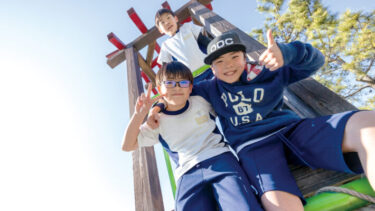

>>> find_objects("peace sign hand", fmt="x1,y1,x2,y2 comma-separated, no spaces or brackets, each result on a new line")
259,29,284,71
135,83,162,116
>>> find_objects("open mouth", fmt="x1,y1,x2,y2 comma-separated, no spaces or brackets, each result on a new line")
224,70,237,76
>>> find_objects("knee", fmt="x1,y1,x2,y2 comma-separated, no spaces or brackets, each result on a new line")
347,111,375,130
344,111,375,151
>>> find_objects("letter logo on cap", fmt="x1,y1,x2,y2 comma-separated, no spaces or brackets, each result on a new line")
210,37,234,53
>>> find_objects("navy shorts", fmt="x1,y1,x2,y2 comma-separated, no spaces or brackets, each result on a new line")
175,152,263,211
238,111,363,203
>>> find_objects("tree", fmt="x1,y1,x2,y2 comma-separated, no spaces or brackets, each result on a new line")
251,0,375,109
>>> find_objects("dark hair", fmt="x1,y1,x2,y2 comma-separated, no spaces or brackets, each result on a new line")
155,8,175,26
156,62,194,85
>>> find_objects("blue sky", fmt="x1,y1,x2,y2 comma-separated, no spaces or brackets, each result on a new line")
0,0,373,210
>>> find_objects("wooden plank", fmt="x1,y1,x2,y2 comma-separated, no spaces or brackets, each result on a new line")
283,88,319,118
138,52,156,86
127,8,161,53
188,1,266,61
290,166,360,197
107,0,212,69
188,1,360,196
146,41,156,67
161,1,171,10
106,49,120,59
128,7,148,34
288,78,358,115
107,49,125,69
125,47,164,211
107,32,126,50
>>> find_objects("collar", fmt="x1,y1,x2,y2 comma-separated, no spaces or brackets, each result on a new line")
162,100,189,115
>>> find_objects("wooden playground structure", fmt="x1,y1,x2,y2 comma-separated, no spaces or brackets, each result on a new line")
105,0,367,210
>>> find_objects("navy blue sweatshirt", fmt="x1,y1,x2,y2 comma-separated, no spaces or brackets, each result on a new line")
192,41,325,152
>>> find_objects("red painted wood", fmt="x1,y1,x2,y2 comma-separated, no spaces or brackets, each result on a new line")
161,1,171,10
107,32,126,50
206,3,213,10
141,71,157,95
127,7,161,54
151,58,161,68
128,8,148,34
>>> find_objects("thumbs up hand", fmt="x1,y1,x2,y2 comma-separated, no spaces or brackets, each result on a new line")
259,29,284,71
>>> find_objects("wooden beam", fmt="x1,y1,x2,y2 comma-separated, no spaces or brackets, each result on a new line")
188,1,360,196
188,1,266,61
161,1,171,10
288,78,358,115
138,52,156,86
125,47,164,211
146,41,156,67
106,49,120,59
127,7,161,53
107,49,125,69
107,0,212,69
107,32,126,50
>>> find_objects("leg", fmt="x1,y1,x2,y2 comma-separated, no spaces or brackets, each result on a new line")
238,137,304,211
208,153,262,210
342,110,375,189
261,191,303,211
175,167,216,211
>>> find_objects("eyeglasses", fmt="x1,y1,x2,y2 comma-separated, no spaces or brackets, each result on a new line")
162,80,191,88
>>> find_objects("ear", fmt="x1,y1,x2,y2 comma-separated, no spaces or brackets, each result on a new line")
157,86,163,94
188,84,193,94
156,25,164,34
174,16,179,23
210,66,217,76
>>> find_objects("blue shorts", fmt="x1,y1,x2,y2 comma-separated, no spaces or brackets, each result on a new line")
175,152,263,211
238,111,363,203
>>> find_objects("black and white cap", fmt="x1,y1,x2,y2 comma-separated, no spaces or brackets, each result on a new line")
204,31,246,65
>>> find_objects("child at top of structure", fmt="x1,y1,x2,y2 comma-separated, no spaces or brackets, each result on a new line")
150,30,375,210
155,8,213,84
122,61,262,211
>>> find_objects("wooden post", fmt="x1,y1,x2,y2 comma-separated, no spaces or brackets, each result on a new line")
125,47,164,211
188,1,360,196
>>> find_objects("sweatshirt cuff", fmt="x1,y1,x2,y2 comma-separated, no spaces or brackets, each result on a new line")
277,41,301,66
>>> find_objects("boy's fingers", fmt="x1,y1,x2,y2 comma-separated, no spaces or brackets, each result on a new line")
262,54,274,67
259,49,270,64
151,95,163,104
146,83,152,99
267,29,275,48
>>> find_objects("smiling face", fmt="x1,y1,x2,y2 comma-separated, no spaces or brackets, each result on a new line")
158,77,192,111
211,51,246,83
156,13,179,36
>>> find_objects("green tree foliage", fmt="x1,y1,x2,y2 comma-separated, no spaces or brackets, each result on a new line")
251,0,375,109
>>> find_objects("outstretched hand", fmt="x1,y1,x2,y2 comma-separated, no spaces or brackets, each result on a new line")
259,29,284,71
135,83,162,116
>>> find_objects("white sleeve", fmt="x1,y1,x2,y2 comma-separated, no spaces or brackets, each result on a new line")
189,22,203,39
193,96,217,117
137,123,160,147
157,42,173,65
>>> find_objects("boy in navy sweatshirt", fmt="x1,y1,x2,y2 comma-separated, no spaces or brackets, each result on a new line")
150,30,375,210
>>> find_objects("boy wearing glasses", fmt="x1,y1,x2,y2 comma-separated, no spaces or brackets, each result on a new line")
122,61,262,211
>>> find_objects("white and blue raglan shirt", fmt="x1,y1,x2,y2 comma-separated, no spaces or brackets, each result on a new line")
157,22,207,72
137,96,230,180
192,41,325,153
